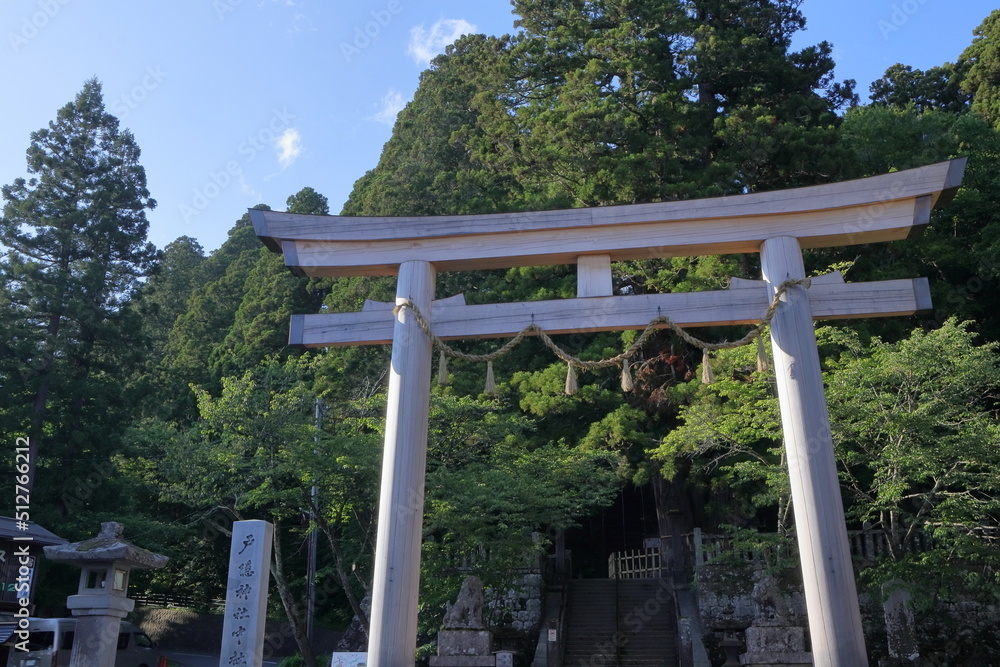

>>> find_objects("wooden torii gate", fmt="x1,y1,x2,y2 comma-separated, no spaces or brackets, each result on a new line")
252,159,965,667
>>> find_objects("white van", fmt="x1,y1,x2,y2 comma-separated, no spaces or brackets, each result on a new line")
2,618,159,667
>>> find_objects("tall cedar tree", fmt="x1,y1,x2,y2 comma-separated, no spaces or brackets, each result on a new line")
0,79,157,514
341,0,862,548
155,208,266,421
474,0,858,208
213,188,329,378
961,9,1000,129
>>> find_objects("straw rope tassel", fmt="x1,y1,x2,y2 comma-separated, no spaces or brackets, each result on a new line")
701,349,715,385
756,335,771,374
620,357,635,393
484,360,497,395
437,351,449,385
565,363,579,395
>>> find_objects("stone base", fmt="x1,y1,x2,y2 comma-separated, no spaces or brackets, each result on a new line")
436,629,493,657
740,655,812,667
744,626,806,653
741,625,811,665
878,659,920,667
429,658,495,667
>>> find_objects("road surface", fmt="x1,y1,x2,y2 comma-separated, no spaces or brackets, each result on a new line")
163,652,282,667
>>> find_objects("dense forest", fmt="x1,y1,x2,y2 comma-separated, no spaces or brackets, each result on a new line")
4,1,1000,663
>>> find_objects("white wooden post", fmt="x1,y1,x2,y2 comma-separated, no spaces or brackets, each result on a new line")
760,236,868,667
577,254,613,297
368,260,436,667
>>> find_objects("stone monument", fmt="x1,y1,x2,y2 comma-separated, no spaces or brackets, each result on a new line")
430,576,495,667
881,581,919,666
740,571,812,667
43,522,168,667
220,520,274,667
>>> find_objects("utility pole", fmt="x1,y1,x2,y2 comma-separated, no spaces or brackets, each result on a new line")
306,397,322,647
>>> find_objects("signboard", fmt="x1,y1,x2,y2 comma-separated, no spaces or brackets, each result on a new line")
0,539,35,606
330,654,367,667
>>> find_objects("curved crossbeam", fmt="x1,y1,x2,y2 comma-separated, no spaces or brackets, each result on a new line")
252,159,965,277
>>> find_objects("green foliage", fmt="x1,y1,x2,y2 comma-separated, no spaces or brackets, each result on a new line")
212,250,323,378
212,188,329,376
134,235,206,352
158,213,267,409
0,78,158,525
840,104,978,175
343,34,519,217
708,525,799,577
478,0,856,208
657,320,1000,600
961,9,1000,129
286,186,329,215
580,403,662,482
154,357,311,519
653,341,786,527
420,395,621,631
833,105,1000,340
869,62,971,113
133,355,381,639
826,320,1000,600
278,655,331,667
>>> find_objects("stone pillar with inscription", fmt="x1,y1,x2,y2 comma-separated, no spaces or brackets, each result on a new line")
220,520,274,667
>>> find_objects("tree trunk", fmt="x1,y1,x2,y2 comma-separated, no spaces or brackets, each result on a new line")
651,470,700,575
270,519,317,667
26,308,63,496
25,247,73,496
320,519,370,637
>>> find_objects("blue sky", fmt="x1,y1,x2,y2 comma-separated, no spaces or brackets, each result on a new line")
0,0,995,253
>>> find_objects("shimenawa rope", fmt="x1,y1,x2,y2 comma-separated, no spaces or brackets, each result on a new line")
392,277,811,393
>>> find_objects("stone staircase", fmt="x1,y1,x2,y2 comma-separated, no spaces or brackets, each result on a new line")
562,578,679,666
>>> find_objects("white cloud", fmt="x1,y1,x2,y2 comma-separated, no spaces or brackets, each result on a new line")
239,172,263,202
407,19,477,66
372,89,406,127
275,128,302,169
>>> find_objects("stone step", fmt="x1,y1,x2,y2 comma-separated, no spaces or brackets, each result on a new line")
561,578,680,667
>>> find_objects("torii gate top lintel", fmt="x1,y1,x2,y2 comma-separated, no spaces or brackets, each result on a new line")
251,159,965,278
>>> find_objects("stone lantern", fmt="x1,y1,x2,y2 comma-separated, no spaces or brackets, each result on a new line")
43,522,168,667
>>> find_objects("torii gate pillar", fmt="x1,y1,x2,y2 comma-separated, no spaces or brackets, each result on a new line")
368,260,436,667
761,237,867,664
